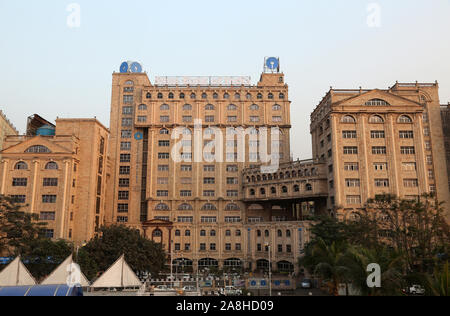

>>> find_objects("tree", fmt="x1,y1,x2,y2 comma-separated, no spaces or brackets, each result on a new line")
77,225,167,280
0,195,46,256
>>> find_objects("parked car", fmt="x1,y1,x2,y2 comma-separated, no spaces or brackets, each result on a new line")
182,286,197,292
409,285,425,295
154,285,175,292
220,286,243,296
301,279,312,289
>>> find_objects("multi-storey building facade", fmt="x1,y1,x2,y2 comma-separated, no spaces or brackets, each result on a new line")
441,103,450,192
0,110,19,158
0,118,109,245
106,61,312,273
310,82,450,221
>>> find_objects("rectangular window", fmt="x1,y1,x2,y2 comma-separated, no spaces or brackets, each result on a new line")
401,147,415,155
272,116,282,122
343,131,357,139
227,178,238,185
399,131,414,139
117,216,129,223
118,191,129,200
118,204,129,213
40,212,56,221
204,165,215,172
428,170,434,179
137,116,147,123
371,131,385,139
426,156,433,165
205,116,215,123
122,118,132,127
42,229,54,239
425,142,432,151
200,244,206,251
12,178,27,187
344,163,359,171
374,163,388,171
203,178,215,184
375,179,390,187
346,195,361,205
43,178,58,186
119,178,130,187
160,116,170,123
343,147,358,155
159,140,170,147
158,165,169,172
225,217,241,223
123,95,133,104
201,217,217,223
121,130,132,138
346,179,360,187
226,165,238,172
180,190,192,197
372,147,387,155
181,165,192,172
402,162,417,171
157,178,169,185
228,116,237,122
404,179,419,188
183,116,192,123
120,142,131,151
203,190,215,197
227,190,239,197
180,178,192,184
119,166,130,175
122,106,133,115
120,154,131,163
250,116,260,123
157,190,169,197
10,195,26,203
158,153,170,159
42,195,57,203
178,217,193,223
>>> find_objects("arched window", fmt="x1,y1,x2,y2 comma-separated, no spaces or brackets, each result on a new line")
182,128,192,135
201,203,217,211
286,230,291,238
271,187,277,194
205,104,215,111
178,203,193,211
125,80,134,85
250,104,260,111
306,183,313,191
260,188,266,195
202,93,208,99
155,203,170,211
224,93,230,99
14,161,28,170
227,104,237,111
26,145,51,153
268,93,274,99
146,93,151,99
257,230,262,237
246,93,252,100
190,93,196,99
341,115,356,123
236,230,241,237
278,230,282,237
157,93,163,99
175,230,181,236
179,93,185,99
183,104,192,111
250,189,256,196
282,186,288,193
138,104,147,111
200,230,206,236
294,185,300,192
234,93,240,100
168,92,174,99
213,93,218,99
369,115,384,123
160,128,169,135
365,99,390,106
265,230,270,237
152,229,162,238
185,230,191,237
273,104,281,111
225,203,240,211
45,162,58,170
160,104,170,111
398,115,413,123
257,93,263,99
279,93,285,99
210,230,216,237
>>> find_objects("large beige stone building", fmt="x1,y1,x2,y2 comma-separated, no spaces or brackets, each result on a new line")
310,82,450,221
0,110,19,158
441,103,450,192
0,118,109,245
106,60,311,273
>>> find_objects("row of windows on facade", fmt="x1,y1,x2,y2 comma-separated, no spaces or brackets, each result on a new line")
344,188,436,206
138,92,286,101
118,165,240,176
122,115,284,125
249,184,313,196
9,193,76,205
122,127,272,137
246,168,318,183
151,228,293,238
341,178,421,188
14,161,59,170
12,177,77,188
335,162,434,178
342,146,420,155
124,103,283,113
339,114,414,124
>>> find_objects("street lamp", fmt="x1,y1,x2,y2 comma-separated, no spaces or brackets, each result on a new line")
265,242,272,297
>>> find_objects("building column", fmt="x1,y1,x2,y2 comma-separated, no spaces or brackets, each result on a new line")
59,160,70,239
0,160,8,195
30,160,39,214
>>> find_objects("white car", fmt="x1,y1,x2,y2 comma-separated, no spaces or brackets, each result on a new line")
221,286,243,296
409,285,425,295
182,286,197,292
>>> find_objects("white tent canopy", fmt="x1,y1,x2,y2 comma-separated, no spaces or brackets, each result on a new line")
90,255,141,288
0,256,36,286
41,255,90,287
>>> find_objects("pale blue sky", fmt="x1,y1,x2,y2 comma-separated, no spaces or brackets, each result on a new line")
1,0,449,159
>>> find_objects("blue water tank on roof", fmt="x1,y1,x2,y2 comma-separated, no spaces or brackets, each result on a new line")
36,125,55,136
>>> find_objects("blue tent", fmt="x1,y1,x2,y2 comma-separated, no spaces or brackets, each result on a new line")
0,285,83,296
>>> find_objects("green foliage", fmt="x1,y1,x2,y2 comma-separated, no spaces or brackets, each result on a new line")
77,225,167,280
300,194,450,296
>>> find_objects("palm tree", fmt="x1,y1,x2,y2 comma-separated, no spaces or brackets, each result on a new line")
309,239,350,296
424,261,449,296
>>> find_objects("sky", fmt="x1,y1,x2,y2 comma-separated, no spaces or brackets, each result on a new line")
1,0,450,159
